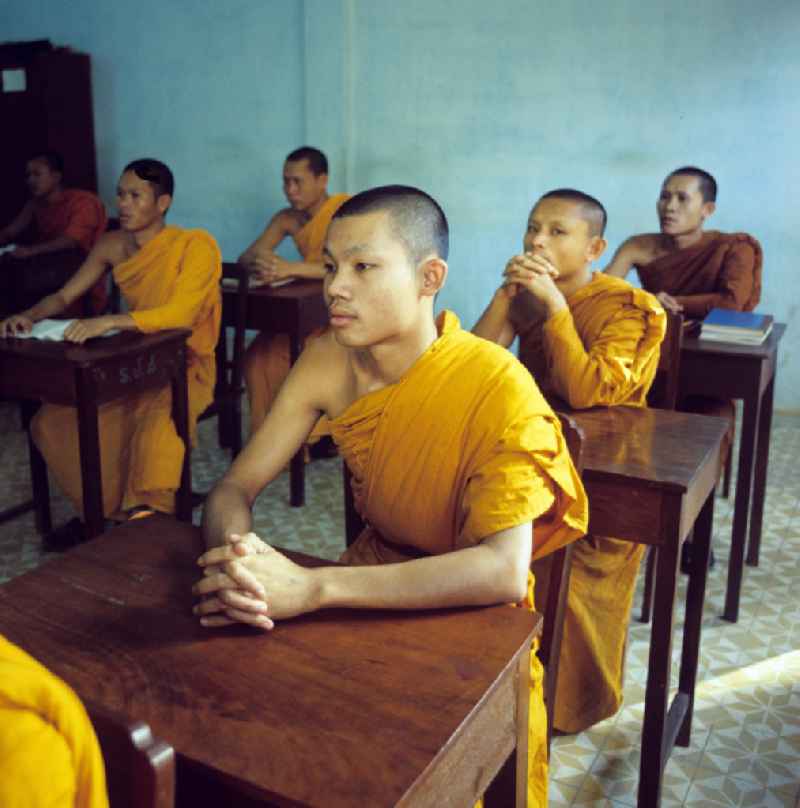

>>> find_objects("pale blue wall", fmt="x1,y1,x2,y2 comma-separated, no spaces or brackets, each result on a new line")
2,0,799,407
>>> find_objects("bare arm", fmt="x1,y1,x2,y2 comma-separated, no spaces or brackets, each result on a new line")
238,210,292,269
603,238,641,278
472,287,517,347
0,202,34,245
201,336,334,549
194,523,532,629
10,234,80,259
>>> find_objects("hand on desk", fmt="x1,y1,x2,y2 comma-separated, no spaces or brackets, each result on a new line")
63,316,116,344
0,314,34,338
655,291,683,314
248,253,293,285
193,533,320,630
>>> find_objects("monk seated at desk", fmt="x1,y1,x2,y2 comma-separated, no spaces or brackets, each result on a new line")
605,166,762,568
0,158,221,548
193,186,588,807
0,150,108,317
473,189,666,734
238,146,349,449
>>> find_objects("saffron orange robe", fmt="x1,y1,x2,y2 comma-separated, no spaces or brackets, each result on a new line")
35,189,109,314
330,311,588,808
515,273,666,733
0,634,108,808
636,231,762,319
244,193,350,435
32,226,221,518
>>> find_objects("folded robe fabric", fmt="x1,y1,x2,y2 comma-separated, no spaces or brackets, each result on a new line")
244,193,350,435
330,311,588,807
516,272,667,733
0,634,108,808
636,230,762,319
31,225,221,517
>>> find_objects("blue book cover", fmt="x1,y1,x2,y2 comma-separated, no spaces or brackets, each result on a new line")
703,308,771,333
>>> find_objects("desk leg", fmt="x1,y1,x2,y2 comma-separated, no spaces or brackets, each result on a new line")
676,490,714,747
746,373,775,567
76,374,104,539
171,349,192,522
638,523,680,808
724,385,760,622
289,330,304,507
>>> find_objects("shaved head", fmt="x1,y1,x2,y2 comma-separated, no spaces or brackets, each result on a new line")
538,189,607,237
665,166,717,203
332,185,449,264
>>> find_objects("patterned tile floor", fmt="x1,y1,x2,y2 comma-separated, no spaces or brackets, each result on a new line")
1,401,798,807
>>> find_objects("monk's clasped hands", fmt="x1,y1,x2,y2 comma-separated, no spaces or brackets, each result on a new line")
193,532,319,630
250,252,292,285
502,252,567,314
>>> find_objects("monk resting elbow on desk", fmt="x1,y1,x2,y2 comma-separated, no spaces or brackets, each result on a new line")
196,186,587,808
238,146,349,439
473,189,666,734
0,158,221,547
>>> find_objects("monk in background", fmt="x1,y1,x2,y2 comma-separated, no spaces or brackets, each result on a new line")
194,186,588,807
474,189,666,733
0,151,108,316
239,146,349,438
604,166,761,318
605,166,761,568
0,159,221,548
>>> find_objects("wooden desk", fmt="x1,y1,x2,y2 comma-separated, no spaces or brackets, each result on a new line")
0,330,192,538
0,516,540,808
566,407,728,808
222,277,327,507
679,323,785,622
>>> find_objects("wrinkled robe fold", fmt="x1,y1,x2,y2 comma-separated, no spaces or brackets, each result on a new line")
32,226,221,518
244,193,350,435
0,634,108,808
636,231,762,319
516,273,666,733
34,189,109,314
330,311,588,808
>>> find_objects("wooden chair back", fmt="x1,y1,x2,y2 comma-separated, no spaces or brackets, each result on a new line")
647,309,684,410
88,704,175,808
538,412,584,748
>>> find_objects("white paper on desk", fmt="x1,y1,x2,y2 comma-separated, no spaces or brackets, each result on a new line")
0,243,17,256
221,276,296,290
12,319,121,341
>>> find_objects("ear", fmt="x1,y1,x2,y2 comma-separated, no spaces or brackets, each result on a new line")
586,236,608,263
157,194,172,216
700,201,716,221
419,257,448,297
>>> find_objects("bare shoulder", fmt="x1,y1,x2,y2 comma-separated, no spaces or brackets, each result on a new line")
89,230,129,267
291,328,354,415
606,233,661,275
273,207,306,236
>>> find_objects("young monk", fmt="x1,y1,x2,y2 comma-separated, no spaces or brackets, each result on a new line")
604,166,762,317
239,146,349,435
194,185,588,807
0,151,108,315
473,189,666,733
0,159,221,546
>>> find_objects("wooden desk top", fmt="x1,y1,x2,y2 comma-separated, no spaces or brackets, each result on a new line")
221,276,324,301
0,328,191,366
0,516,540,807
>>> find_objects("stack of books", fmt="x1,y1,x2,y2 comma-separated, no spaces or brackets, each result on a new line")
700,308,773,345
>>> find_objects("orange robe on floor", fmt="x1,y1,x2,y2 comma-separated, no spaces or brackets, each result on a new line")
636,231,762,319
514,272,666,733
34,188,109,314
0,634,108,808
244,193,350,436
330,311,588,808
32,226,221,518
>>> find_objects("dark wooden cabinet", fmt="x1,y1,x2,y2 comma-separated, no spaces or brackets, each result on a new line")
0,40,98,225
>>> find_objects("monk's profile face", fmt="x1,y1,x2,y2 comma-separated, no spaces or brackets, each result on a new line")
323,211,425,349
524,198,604,281
26,159,62,199
283,159,327,214
657,175,714,237
116,171,170,232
